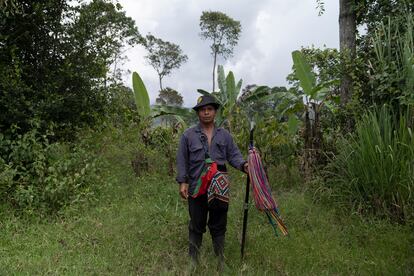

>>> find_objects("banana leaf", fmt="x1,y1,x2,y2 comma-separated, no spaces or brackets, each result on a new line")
240,86,272,103
292,50,316,96
235,79,243,100
311,79,340,100
151,105,191,117
196,89,211,97
151,105,191,128
287,116,300,135
226,71,236,103
217,65,227,103
132,71,151,118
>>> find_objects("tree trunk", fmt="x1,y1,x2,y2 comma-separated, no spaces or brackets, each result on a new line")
339,0,356,106
159,75,163,91
302,103,322,181
212,50,217,92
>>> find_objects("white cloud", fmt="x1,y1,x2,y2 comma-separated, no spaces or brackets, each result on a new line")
118,0,339,107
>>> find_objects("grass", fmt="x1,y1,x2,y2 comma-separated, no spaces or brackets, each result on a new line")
0,126,413,275
324,107,414,221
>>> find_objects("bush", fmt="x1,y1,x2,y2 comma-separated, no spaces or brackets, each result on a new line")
324,106,414,222
0,127,101,214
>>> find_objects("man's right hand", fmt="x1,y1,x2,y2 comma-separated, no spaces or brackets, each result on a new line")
179,183,189,199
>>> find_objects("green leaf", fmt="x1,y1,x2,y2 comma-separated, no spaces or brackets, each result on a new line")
240,86,271,103
196,89,211,97
151,105,191,118
226,71,236,110
331,95,341,105
292,50,316,96
287,116,300,135
310,79,340,100
132,72,150,118
172,115,187,129
235,78,243,99
314,88,329,101
279,101,304,118
151,105,190,128
217,65,227,102
324,102,338,113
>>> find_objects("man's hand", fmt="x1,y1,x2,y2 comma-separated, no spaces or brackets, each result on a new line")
179,183,189,199
243,162,249,174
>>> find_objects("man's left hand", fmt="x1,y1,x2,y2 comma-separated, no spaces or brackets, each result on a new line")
243,162,249,174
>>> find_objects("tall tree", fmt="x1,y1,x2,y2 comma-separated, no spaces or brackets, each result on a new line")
155,87,183,106
68,0,142,86
199,11,241,92
142,34,188,91
0,0,141,136
339,0,356,106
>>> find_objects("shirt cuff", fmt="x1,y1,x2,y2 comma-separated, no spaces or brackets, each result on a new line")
176,176,188,184
240,161,247,172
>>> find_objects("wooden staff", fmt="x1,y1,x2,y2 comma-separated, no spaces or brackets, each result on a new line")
241,122,255,259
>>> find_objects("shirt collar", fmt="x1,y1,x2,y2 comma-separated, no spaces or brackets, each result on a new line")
196,123,221,134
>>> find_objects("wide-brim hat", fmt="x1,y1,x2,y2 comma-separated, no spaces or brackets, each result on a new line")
193,95,220,111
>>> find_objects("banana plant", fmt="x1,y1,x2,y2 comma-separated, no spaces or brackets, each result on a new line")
132,71,191,128
197,65,242,128
291,50,340,113
266,51,339,138
290,50,340,175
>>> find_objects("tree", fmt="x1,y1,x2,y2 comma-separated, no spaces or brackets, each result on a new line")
68,0,142,87
142,34,188,91
199,11,241,92
314,0,414,117
0,0,141,137
155,87,183,106
355,0,414,109
339,0,356,107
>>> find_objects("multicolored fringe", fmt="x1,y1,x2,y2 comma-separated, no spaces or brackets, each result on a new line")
248,147,288,236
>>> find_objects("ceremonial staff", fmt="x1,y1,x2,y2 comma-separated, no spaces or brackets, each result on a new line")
241,122,255,259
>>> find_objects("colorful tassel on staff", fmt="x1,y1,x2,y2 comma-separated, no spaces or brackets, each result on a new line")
247,147,288,236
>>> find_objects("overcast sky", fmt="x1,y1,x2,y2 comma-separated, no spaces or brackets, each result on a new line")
118,0,339,107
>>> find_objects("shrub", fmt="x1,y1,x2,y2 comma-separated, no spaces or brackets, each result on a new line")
324,106,413,222
129,125,179,177
0,127,101,214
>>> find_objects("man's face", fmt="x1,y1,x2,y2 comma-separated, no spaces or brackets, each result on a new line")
197,105,217,124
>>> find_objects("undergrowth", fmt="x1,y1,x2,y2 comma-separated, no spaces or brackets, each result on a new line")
1,124,413,275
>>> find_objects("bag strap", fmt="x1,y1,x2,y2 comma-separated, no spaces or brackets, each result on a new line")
199,132,210,159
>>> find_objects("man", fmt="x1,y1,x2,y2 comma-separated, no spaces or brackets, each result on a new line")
176,95,248,267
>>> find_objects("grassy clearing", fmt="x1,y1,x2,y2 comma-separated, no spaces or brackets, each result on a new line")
1,128,413,275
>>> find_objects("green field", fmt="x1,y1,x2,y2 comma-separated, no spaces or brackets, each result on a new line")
1,129,412,275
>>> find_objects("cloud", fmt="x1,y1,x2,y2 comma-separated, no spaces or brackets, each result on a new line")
119,0,339,107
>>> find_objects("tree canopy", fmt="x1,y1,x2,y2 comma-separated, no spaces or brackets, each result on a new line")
0,0,141,137
199,11,241,92
142,34,188,91
155,87,183,107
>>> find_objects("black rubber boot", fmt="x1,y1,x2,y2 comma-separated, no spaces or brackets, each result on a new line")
189,233,202,266
212,235,225,272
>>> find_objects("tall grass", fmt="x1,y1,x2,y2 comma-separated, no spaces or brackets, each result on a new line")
325,106,413,222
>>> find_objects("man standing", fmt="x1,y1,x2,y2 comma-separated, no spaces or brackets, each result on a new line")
176,95,248,268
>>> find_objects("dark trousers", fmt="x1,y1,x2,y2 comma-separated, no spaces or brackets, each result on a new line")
188,194,228,255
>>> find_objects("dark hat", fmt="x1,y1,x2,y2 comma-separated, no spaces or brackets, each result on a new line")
192,95,220,111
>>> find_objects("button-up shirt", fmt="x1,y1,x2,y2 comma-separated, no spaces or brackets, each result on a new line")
176,123,246,195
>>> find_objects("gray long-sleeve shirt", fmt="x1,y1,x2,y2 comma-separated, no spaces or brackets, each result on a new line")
176,123,246,195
